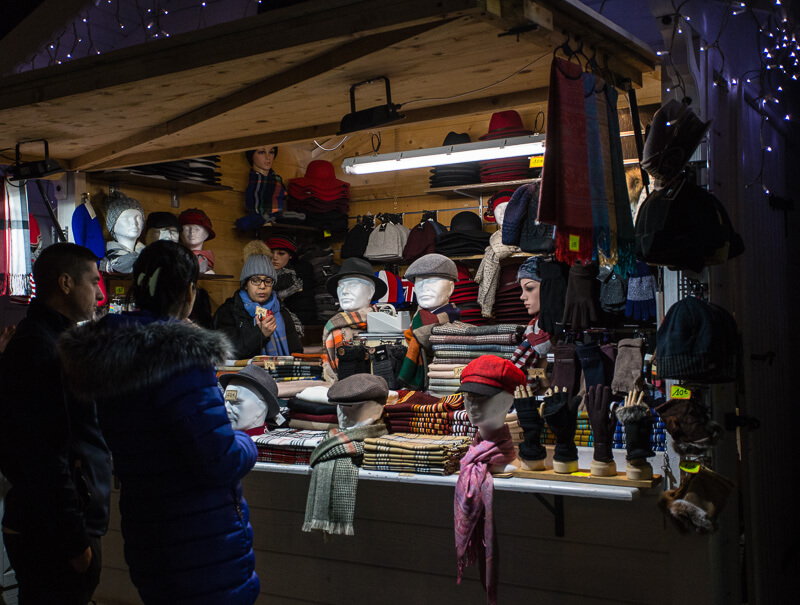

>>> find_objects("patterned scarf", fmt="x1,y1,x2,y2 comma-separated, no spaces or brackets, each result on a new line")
475,231,519,318
322,308,375,379
537,57,593,264
239,289,289,356
0,179,32,297
245,169,286,218
302,422,388,536
583,73,611,261
398,303,460,390
595,83,619,267
454,425,516,605
510,316,552,370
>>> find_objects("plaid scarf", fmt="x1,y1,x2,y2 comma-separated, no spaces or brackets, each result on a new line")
398,303,460,390
454,426,516,605
537,57,593,264
583,73,611,261
245,169,286,218
302,423,388,536
510,316,552,370
475,231,518,317
239,290,289,356
322,308,374,378
1,179,32,297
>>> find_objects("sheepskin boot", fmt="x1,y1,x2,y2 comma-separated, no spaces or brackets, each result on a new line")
658,466,736,534
615,403,655,480
542,390,581,473
584,385,617,477
515,396,547,471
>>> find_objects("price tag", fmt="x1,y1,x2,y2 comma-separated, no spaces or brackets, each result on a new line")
224,388,238,401
274,413,286,426
398,472,416,477
670,384,692,399
679,461,701,473
529,155,544,168
568,235,580,251
115,286,125,295
571,471,592,477
263,360,276,371
255,306,269,319
324,230,332,237
527,367,546,379
453,366,466,378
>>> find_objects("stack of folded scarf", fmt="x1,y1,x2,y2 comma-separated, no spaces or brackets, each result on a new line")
286,385,339,430
250,355,323,382
251,428,327,465
383,391,477,438
505,412,524,449
362,433,472,475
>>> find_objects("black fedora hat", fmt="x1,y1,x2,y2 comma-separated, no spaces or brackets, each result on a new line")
326,257,387,300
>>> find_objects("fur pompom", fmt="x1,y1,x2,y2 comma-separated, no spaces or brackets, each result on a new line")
243,240,271,263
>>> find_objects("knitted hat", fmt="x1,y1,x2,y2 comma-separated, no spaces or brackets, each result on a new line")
105,191,144,236
403,253,458,283
516,256,542,282
341,222,373,259
457,354,526,396
402,221,437,262
145,211,180,231
240,254,277,287
325,257,387,300
327,373,389,406
219,364,280,419
179,208,215,241
265,235,297,254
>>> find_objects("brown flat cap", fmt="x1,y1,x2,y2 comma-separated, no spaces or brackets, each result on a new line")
327,374,389,406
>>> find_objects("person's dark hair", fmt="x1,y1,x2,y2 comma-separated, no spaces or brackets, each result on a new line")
130,240,199,317
245,146,278,167
33,243,98,300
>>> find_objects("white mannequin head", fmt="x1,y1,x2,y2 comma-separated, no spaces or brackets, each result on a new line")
181,224,210,251
493,202,509,228
336,277,375,312
113,208,144,250
337,400,385,429
464,391,514,436
415,277,455,310
224,379,269,431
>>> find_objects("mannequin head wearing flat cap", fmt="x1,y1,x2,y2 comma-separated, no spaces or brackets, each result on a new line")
327,374,389,429
219,364,280,432
326,257,386,314
404,253,457,311
145,212,181,245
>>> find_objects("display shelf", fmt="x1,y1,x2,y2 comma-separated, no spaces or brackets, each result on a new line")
89,171,232,193
425,178,541,199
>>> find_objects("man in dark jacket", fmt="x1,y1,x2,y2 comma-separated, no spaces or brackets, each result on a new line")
0,242,110,605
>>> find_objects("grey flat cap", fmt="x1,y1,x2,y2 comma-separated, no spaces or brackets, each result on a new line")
327,374,388,407
403,253,458,283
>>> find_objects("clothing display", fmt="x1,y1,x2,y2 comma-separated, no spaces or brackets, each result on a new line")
362,433,471,475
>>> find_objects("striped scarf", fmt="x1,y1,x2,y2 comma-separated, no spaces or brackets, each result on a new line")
1,179,32,297
245,169,286,218
583,73,612,262
397,303,461,390
510,316,552,371
322,308,374,379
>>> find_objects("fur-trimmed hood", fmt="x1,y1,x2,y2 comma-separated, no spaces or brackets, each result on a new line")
59,316,232,401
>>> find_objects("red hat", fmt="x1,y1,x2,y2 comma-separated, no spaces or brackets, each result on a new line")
179,208,215,240
288,160,350,193
265,236,297,254
483,189,516,223
457,355,526,396
479,110,534,141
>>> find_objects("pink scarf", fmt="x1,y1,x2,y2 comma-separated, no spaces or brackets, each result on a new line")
454,425,516,604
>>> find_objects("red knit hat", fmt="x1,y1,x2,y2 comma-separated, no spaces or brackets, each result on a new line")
178,208,215,240
265,236,297,254
457,354,526,396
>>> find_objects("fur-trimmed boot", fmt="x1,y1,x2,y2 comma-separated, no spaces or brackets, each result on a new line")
655,397,723,454
615,403,655,480
584,385,617,477
658,466,736,534
515,396,547,471
542,390,581,473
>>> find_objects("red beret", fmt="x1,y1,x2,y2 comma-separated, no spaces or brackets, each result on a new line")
457,354,526,396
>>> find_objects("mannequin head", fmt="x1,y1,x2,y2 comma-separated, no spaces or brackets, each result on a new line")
271,249,291,270
414,277,455,310
265,236,297,271
105,191,145,250
337,277,376,312
181,224,210,251
246,145,278,176
145,212,181,245
493,202,509,228
224,379,269,430
327,374,389,429
337,400,385,429
178,208,215,251
457,355,526,438
516,256,542,316
464,391,514,435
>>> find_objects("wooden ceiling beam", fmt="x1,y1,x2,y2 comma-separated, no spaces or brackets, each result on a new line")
77,87,549,171
0,0,480,112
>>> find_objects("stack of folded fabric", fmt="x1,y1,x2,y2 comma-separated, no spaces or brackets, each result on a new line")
251,428,327,465
479,110,538,183
542,410,593,447
249,355,323,382
299,245,340,323
505,412,524,450
285,160,350,233
286,384,339,430
449,262,483,325
492,264,531,324
428,132,480,188
435,211,491,257
361,433,472,475
383,391,477,438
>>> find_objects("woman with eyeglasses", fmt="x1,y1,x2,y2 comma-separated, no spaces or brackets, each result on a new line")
213,243,303,359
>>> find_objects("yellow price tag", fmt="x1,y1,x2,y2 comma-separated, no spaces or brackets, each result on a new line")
568,235,580,251
263,360,276,371
323,230,332,237
224,388,238,401
115,286,125,295
527,368,546,379
670,384,692,399
571,471,592,477
529,155,544,168
453,366,466,378
679,461,701,473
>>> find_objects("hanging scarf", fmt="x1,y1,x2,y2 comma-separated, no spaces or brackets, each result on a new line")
239,289,289,356
595,85,619,267
583,73,611,262
475,231,519,318
1,179,32,297
537,57,593,264
398,303,461,390
604,84,637,277
302,422,388,536
245,169,286,218
321,308,375,380
454,425,516,605
510,316,552,371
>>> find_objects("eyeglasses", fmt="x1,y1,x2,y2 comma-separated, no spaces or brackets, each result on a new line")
248,276,274,287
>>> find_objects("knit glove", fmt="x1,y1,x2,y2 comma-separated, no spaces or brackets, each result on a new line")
625,261,657,321
515,396,547,462
584,386,616,463
562,263,599,330
538,260,568,335
542,390,581,463
600,272,627,313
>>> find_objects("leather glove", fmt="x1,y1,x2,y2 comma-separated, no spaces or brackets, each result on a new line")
542,389,581,463
625,261,657,321
562,262,599,330
584,385,616,463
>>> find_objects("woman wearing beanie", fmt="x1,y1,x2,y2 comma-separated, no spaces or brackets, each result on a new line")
58,240,260,604
213,241,302,359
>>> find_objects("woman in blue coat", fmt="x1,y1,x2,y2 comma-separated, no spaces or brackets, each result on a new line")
59,240,259,605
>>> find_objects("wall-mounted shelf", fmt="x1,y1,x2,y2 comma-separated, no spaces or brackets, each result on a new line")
425,178,541,200
90,171,232,194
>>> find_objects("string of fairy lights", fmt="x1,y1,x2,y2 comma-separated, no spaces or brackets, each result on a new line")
656,0,798,196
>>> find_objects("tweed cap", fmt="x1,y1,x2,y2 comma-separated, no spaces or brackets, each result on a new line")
219,364,280,419
403,253,458,283
457,354,526,396
240,254,277,287
105,191,144,236
327,373,389,407
516,256,542,282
